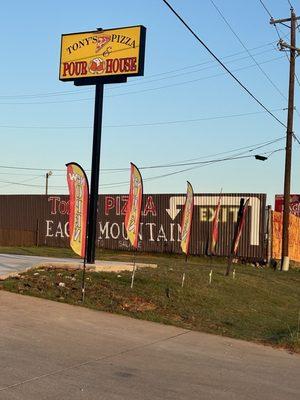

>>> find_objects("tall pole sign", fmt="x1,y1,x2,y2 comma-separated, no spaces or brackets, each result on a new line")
59,25,146,263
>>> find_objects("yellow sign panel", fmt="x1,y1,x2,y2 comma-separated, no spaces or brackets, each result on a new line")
59,25,146,82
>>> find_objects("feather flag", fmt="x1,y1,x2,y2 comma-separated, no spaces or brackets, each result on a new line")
125,163,143,248
66,163,89,258
181,182,194,255
211,192,222,255
232,198,249,255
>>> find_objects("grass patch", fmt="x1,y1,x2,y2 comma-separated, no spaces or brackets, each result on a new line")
1,247,300,352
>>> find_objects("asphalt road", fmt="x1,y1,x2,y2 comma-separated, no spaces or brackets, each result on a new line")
0,291,299,399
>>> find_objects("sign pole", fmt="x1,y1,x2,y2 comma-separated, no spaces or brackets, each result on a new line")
86,83,104,264
82,186,90,302
81,256,87,302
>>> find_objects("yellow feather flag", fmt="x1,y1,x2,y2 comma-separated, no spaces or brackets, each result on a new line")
125,163,143,248
66,163,89,258
181,182,194,255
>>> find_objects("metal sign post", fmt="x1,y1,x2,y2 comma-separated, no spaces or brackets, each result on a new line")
86,83,104,264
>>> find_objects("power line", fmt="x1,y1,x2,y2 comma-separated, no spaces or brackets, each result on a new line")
173,136,285,164
0,108,285,130
2,148,284,191
161,0,286,128
0,40,280,100
105,55,285,99
213,0,300,119
102,137,286,172
0,180,58,189
210,0,287,100
11,55,285,105
106,47,278,90
0,172,43,177
0,136,285,175
118,40,276,79
259,0,273,18
99,148,285,189
0,143,285,192
293,132,300,144
0,54,286,105
55,135,286,176
0,176,44,189
85,136,286,176
0,157,253,189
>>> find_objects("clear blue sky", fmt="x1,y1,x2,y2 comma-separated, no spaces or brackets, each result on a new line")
0,0,299,205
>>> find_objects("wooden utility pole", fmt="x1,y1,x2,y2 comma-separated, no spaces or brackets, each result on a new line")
270,9,300,271
45,171,52,196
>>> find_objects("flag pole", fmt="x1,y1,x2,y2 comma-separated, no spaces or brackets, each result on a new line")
131,250,137,289
181,253,187,287
225,254,233,277
81,256,87,302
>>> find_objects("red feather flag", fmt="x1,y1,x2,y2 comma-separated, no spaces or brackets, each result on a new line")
232,198,249,255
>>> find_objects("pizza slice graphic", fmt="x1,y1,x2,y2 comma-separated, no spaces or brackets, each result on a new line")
96,35,111,52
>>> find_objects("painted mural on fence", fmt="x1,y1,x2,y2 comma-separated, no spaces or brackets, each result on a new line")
275,194,300,217
0,193,266,259
272,211,300,262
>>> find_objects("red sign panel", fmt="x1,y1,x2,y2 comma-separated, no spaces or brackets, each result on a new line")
274,194,300,217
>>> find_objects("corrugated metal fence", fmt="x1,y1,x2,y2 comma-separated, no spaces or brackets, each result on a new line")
0,193,266,259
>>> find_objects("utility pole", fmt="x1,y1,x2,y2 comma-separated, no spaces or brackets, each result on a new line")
45,171,52,196
270,9,300,271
